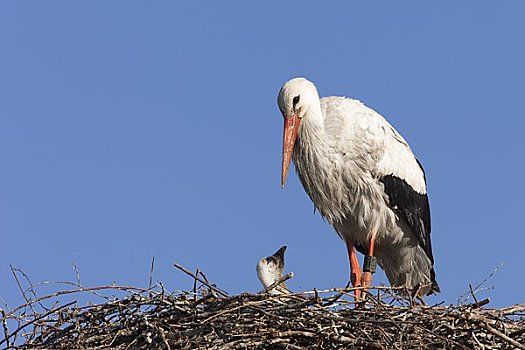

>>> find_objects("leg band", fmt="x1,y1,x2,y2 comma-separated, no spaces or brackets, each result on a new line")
363,255,377,273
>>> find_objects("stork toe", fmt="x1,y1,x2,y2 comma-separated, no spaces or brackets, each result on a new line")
361,271,373,288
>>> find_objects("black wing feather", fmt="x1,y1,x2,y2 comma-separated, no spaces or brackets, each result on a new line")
380,172,433,264
380,159,440,294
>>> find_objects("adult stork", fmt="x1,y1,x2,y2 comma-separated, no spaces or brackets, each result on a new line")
278,77,439,298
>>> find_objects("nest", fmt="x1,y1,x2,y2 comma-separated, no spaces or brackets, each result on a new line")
1,265,524,350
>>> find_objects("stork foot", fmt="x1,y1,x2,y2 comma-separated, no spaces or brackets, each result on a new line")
360,254,376,303
361,271,373,288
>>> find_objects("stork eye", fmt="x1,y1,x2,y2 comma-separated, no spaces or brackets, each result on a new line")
292,95,300,108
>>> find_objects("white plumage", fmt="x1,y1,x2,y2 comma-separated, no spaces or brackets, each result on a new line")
278,78,438,296
256,246,289,295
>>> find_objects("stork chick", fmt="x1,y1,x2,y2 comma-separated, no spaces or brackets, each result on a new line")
257,246,290,295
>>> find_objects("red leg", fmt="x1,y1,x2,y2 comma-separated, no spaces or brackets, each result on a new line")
361,236,376,288
346,240,363,301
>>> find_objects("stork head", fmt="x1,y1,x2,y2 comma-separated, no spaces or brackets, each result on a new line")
277,77,320,188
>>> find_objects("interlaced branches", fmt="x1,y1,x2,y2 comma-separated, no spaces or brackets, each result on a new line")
0,264,523,350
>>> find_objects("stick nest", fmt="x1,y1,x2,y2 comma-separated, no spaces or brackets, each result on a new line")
1,267,524,350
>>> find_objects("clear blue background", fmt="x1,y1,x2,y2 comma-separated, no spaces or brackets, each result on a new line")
1,1,524,309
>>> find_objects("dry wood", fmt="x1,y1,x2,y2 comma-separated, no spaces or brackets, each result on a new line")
0,266,523,350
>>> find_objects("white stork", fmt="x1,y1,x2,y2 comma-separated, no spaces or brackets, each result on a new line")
278,77,439,298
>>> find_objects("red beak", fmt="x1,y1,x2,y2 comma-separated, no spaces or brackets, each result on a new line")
281,114,301,188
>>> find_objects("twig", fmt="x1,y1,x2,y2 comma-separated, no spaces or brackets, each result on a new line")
265,272,294,293
10,265,40,314
483,322,525,350
469,284,479,305
4,285,152,318
468,298,490,309
193,268,200,302
0,301,76,347
149,256,155,289
72,261,81,286
0,309,10,348
0,263,523,349
173,263,228,297
458,263,502,304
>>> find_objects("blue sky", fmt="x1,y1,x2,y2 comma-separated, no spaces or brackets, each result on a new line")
1,1,524,309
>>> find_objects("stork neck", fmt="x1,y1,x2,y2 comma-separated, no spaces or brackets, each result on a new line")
298,103,326,152
293,102,332,219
